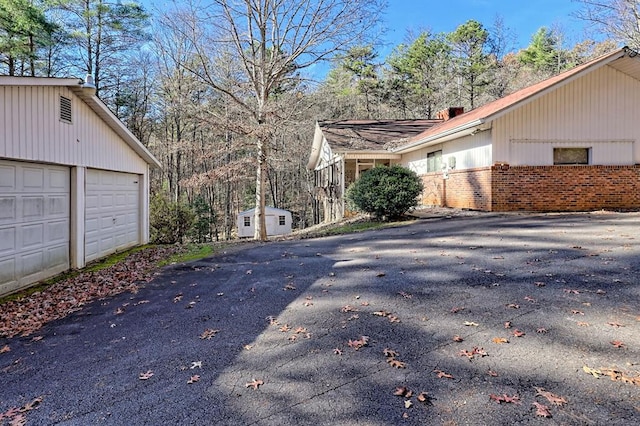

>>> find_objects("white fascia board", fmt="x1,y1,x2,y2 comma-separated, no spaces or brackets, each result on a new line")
392,120,484,154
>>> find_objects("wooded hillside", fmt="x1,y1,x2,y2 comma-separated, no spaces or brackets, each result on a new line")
1,0,636,240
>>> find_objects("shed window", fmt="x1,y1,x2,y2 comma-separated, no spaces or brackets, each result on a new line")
278,215,286,226
427,150,442,172
243,216,251,226
60,96,72,123
554,148,589,165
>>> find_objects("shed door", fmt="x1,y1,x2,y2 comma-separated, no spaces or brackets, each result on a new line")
0,160,70,295
85,169,140,263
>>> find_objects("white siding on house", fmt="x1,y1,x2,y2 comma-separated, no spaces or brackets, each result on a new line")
510,140,633,166
492,65,640,165
401,131,492,174
0,85,148,174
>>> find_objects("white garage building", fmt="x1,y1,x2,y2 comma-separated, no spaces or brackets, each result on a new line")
0,76,160,296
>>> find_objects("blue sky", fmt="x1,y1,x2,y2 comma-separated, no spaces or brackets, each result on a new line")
382,0,591,55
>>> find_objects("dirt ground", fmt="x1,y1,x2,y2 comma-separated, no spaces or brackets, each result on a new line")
1,210,639,425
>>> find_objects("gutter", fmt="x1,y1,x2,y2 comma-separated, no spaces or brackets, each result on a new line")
392,119,485,154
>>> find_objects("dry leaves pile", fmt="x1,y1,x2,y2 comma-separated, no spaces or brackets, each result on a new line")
0,246,181,338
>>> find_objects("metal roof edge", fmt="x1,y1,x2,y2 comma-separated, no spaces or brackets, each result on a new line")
392,120,483,154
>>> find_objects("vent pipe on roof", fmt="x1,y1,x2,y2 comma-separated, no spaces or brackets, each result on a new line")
81,74,96,94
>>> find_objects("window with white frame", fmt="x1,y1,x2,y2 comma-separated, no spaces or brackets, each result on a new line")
244,216,251,226
278,215,286,226
427,150,442,172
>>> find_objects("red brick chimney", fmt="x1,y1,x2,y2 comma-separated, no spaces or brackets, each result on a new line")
436,107,464,121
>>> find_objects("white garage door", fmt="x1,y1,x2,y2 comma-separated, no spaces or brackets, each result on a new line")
0,160,70,295
85,169,140,263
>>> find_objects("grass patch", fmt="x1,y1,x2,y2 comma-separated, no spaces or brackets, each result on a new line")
157,243,216,267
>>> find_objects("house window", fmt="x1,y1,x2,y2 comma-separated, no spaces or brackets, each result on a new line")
243,216,251,226
427,150,442,172
279,215,286,226
554,148,589,165
59,95,72,123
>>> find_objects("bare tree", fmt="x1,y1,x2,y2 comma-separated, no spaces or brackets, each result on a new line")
575,0,640,49
160,0,385,240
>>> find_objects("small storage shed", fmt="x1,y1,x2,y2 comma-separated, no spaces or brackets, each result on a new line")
237,207,292,238
0,76,160,296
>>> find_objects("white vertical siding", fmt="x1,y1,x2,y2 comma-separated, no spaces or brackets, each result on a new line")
0,85,147,174
401,131,492,174
493,64,640,165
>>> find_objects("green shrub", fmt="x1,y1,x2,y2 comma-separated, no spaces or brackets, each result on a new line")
346,165,423,219
150,194,195,244
189,195,215,243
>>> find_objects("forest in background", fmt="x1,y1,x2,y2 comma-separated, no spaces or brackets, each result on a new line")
1,0,637,241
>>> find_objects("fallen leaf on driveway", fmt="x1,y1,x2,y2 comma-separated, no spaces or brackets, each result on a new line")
417,392,432,404
607,322,625,328
245,379,264,390
610,340,625,348
534,387,567,406
492,337,509,344
404,400,412,408
388,358,407,369
0,344,10,354
200,329,219,340
187,375,200,384
139,370,154,380
583,365,601,378
383,348,399,358
348,336,369,350
489,394,521,404
512,329,526,337
463,321,479,327
394,386,412,397
453,335,464,342
533,401,552,417
190,361,202,369
434,369,454,379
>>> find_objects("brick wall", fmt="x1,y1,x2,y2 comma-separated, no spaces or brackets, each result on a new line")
420,167,492,210
491,164,640,211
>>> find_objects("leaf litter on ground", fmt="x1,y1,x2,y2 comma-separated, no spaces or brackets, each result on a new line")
0,246,181,338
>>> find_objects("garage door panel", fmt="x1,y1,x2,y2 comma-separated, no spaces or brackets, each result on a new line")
0,160,70,295
0,197,16,221
0,258,15,283
22,223,44,248
49,220,69,242
0,165,15,189
23,167,44,189
23,197,44,218
0,227,15,254
49,196,68,216
85,169,139,263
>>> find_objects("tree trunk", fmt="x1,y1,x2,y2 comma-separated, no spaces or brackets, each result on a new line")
254,134,268,241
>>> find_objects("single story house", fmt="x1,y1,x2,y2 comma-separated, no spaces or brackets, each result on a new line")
308,47,640,222
0,76,160,296
237,207,292,238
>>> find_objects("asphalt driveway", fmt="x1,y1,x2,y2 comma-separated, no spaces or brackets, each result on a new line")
1,211,639,425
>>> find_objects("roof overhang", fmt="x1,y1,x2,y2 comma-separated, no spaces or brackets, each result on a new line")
392,120,486,154
307,122,324,170
0,76,161,168
342,151,401,160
